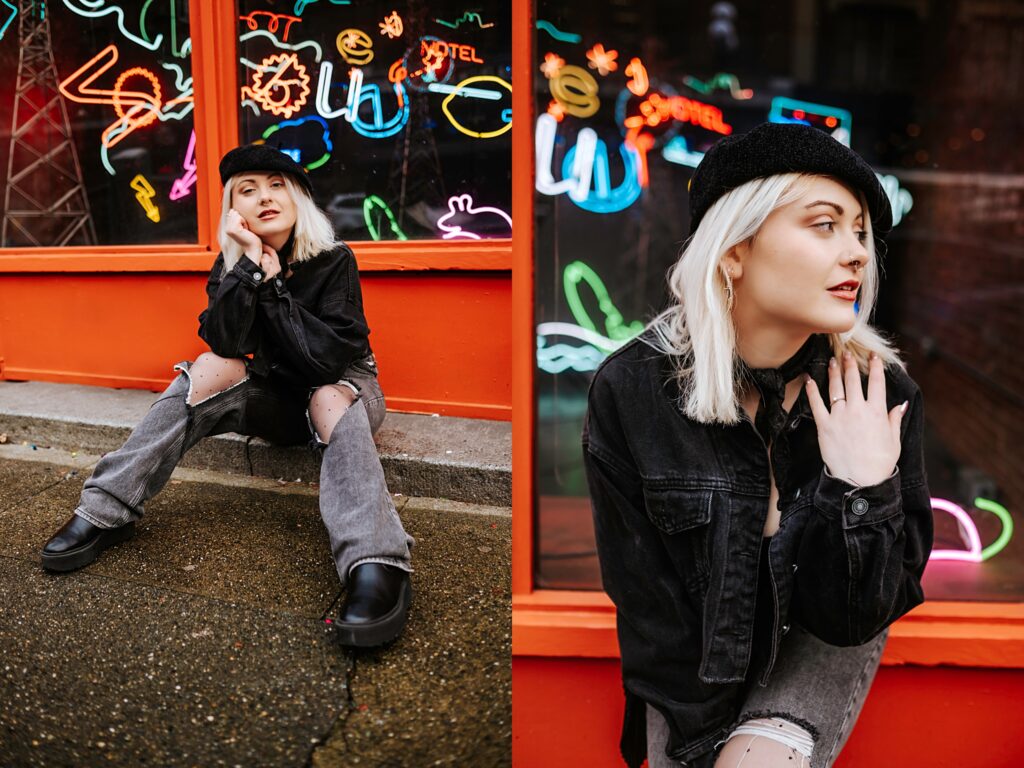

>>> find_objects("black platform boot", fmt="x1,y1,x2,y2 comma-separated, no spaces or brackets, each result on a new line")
41,513,135,573
332,563,412,648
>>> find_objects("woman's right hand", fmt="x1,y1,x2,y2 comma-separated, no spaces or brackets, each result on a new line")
224,209,262,260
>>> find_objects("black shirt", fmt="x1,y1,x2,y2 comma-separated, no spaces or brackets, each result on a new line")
197,238,372,394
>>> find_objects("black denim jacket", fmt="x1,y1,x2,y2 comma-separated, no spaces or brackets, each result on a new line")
581,332,932,767
197,240,372,393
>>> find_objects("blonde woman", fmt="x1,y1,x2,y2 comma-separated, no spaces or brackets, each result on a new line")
42,145,414,648
583,124,932,767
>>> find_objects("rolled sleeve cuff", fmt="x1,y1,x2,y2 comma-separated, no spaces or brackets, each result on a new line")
814,466,902,529
232,257,265,288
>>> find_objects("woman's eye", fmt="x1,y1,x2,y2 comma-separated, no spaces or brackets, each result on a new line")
814,221,835,232
271,181,284,188
857,231,869,243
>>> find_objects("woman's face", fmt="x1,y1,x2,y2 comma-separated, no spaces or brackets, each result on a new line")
230,172,297,246
729,176,870,337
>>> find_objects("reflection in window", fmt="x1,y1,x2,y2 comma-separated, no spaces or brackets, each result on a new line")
236,1,511,242
533,1,1024,600
0,1,197,246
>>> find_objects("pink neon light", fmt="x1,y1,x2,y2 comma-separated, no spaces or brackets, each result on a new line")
929,498,984,562
169,130,197,201
436,194,512,240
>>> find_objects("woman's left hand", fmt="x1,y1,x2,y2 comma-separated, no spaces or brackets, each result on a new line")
805,351,908,487
259,245,282,282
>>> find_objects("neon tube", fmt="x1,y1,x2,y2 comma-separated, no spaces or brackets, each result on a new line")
169,129,196,200
261,115,332,170
440,76,511,138
535,19,581,43
435,12,494,29
435,194,512,239
61,0,163,51
363,195,408,241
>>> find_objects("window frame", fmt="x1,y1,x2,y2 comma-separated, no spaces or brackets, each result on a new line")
0,0,511,274
509,0,1024,668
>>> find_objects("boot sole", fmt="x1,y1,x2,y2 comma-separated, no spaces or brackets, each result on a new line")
40,522,136,573
332,579,412,648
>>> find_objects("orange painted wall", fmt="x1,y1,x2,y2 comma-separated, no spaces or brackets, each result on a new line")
0,270,511,420
513,657,1024,767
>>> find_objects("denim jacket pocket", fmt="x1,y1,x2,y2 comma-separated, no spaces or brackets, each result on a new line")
641,485,714,599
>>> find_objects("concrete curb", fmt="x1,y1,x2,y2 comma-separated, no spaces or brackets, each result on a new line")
0,381,511,506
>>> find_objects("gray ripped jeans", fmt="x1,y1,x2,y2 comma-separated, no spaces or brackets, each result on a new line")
73,355,414,587
646,624,888,768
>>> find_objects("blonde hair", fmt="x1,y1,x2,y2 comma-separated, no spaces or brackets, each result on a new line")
218,173,339,272
645,173,903,425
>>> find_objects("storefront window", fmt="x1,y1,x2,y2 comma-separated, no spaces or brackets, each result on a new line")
533,0,1024,600
237,1,511,242
0,1,197,246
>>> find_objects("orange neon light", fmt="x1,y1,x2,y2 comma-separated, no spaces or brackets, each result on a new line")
540,52,565,79
58,45,176,149
337,29,374,66
420,40,485,64
585,43,618,76
379,10,404,38
546,100,566,122
628,91,732,135
625,57,648,96
243,52,311,118
388,59,408,83
239,11,302,41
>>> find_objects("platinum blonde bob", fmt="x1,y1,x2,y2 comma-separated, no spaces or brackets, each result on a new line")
645,173,903,425
218,173,339,272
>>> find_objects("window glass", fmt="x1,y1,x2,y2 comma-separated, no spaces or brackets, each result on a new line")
236,1,511,242
0,1,197,246
533,0,1024,600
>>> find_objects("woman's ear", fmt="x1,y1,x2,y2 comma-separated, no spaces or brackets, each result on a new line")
721,241,747,279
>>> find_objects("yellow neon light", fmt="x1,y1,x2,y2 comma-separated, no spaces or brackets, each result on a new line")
244,52,311,118
440,76,512,139
336,28,374,65
586,44,618,76
549,65,599,118
130,174,160,222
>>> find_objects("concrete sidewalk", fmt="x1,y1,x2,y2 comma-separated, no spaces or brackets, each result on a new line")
0,381,511,506
0,447,511,767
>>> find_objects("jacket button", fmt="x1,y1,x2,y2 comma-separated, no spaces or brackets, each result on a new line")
275,278,283,287
851,497,870,515
782,623,791,635
253,271,262,281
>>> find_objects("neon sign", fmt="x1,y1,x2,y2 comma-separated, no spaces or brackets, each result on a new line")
549,65,599,119
877,173,914,227
169,130,197,200
314,63,410,139
930,497,1012,562
769,97,852,137
379,10,403,39
130,174,160,222
421,39,484,64
625,58,648,97
683,72,753,100
535,19,582,44
294,0,350,14
336,28,374,66
261,115,332,170
245,52,311,119
562,138,642,214
535,113,596,200
0,0,15,41
62,0,163,51
435,12,494,30
240,11,302,41
441,76,511,139
436,194,512,239
363,195,408,241
540,52,566,80
586,44,618,76
661,135,705,168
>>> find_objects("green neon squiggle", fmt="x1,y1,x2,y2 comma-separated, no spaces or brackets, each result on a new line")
563,261,643,343
976,497,1013,562
363,196,408,241
536,20,581,44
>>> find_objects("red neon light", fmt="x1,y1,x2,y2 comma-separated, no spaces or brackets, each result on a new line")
420,39,484,64
540,52,565,79
239,11,302,41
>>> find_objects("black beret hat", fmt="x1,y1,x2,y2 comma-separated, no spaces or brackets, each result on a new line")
688,122,891,237
219,143,313,195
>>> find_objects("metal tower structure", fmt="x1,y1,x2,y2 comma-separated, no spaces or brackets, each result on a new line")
2,0,96,246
